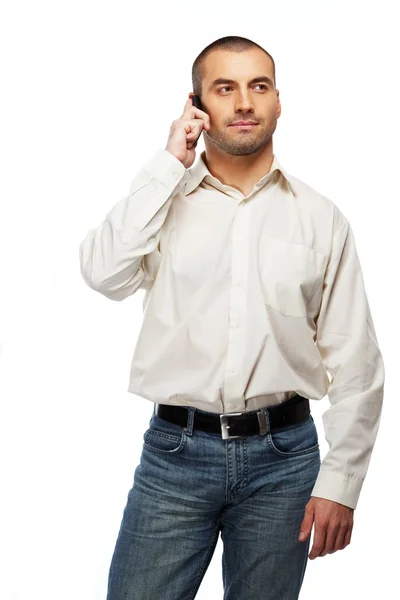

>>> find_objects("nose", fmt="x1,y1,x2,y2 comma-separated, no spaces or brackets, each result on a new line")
234,93,255,113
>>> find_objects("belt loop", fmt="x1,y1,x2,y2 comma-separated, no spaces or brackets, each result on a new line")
257,407,271,436
184,407,195,436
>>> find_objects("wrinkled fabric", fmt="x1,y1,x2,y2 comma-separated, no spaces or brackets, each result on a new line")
79,147,385,509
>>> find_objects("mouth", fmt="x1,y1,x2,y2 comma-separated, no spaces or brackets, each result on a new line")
229,122,259,129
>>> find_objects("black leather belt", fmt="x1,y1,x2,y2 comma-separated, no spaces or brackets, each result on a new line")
154,393,310,440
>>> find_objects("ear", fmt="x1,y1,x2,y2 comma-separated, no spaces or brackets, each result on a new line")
276,90,282,117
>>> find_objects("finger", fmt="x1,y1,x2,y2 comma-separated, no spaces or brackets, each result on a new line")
183,120,206,140
182,100,211,129
299,512,314,541
330,525,347,552
194,109,210,129
320,522,340,556
183,118,205,130
187,132,199,147
308,523,326,560
184,96,194,112
186,129,201,138
343,524,353,547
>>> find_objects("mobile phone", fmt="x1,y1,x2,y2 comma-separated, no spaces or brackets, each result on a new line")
191,94,204,111
190,94,205,147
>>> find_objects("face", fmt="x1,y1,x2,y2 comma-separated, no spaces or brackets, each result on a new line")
199,48,281,156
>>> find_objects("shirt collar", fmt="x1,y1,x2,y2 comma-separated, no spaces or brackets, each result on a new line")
184,150,296,197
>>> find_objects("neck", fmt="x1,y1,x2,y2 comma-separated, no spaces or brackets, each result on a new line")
202,138,274,194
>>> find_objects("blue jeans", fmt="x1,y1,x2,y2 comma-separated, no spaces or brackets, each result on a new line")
106,403,321,600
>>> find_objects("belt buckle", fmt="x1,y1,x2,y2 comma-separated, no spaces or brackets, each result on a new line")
219,412,245,440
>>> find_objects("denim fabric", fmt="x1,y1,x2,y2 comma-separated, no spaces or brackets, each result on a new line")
106,403,321,600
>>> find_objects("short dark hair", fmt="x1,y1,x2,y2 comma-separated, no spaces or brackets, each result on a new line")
191,36,276,100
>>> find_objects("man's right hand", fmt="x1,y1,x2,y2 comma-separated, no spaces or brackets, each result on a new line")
165,95,210,168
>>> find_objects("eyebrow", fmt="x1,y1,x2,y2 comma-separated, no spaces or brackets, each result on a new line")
208,76,274,90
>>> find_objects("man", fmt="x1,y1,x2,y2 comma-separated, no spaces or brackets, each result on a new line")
79,35,385,600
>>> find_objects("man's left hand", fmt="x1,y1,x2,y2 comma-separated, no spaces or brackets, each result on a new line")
298,497,354,559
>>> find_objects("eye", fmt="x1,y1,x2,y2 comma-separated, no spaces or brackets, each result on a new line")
219,84,268,93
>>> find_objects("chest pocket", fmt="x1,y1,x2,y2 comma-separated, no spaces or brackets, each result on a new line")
261,237,328,317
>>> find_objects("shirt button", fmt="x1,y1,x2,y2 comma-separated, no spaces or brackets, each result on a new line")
230,365,236,371
236,280,243,286
236,238,244,244
172,172,180,179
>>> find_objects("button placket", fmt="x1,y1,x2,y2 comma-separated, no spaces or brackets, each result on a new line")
223,200,251,411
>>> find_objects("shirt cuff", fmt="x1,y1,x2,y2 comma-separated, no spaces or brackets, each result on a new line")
310,467,363,510
142,147,190,191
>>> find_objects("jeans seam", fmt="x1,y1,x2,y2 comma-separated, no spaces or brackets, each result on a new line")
187,526,220,600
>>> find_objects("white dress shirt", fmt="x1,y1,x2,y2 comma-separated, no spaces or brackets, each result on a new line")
79,147,385,510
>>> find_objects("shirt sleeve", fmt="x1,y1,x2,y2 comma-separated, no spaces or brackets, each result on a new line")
79,148,190,301
310,210,385,510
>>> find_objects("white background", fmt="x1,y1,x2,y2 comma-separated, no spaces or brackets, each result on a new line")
0,1,398,598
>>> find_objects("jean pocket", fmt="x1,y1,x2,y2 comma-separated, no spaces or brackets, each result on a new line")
267,414,319,457
143,413,187,455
